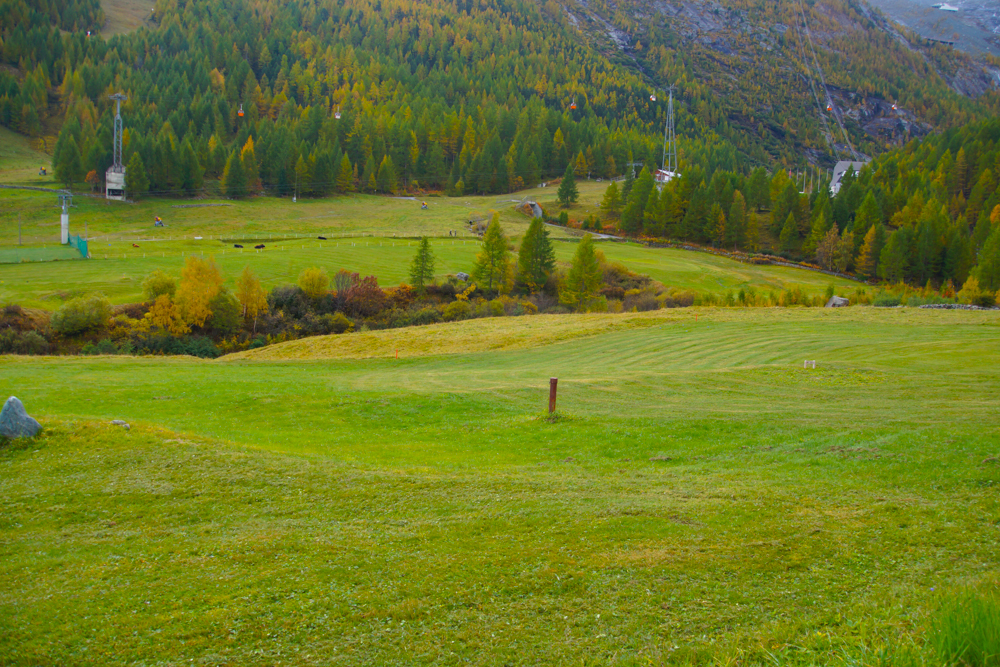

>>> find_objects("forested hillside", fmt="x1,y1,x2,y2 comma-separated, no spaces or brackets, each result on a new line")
607,115,1000,298
1,0,998,201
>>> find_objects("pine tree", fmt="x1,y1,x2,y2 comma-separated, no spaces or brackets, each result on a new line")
746,211,760,252
335,154,354,193
376,155,397,193
241,137,260,193
856,224,879,279
600,181,622,219
56,135,84,188
557,162,579,208
710,203,726,247
471,214,511,296
621,167,654,234
779,211,798,252
516,218,555,294
559,234,602,311
728,190,746,249
125,152,149,199
222,150,248,199
817,224,841,270
747,167,770,212
409,237,437,292
974,225,1000,291
879,230,909,282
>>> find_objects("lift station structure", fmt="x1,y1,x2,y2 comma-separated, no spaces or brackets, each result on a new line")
105,93,127,200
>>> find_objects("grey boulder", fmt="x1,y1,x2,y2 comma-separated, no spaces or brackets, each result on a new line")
456,272,470,281
0,396,42,439
825,296,850,308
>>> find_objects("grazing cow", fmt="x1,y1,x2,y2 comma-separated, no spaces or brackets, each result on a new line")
234,244,243,248
318,236,327,240
131,243,139,248
255,244,266,250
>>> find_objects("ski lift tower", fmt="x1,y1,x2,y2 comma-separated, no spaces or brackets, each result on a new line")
105,93,128,201
655,85,679,187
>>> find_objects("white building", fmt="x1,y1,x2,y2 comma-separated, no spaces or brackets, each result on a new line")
829,161,868,195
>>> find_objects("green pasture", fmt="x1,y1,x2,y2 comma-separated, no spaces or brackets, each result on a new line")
0,127,56,187
0,181,605,247
2,308,999,665
0,235,859,309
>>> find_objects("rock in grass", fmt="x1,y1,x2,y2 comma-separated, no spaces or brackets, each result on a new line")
0,396,42,439
825,296,850,308
110,420,131,431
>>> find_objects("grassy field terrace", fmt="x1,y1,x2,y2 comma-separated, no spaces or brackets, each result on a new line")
2,308,999,665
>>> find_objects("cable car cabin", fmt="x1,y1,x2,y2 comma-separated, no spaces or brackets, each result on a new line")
569,97,577,110
826,103,833,112
650,94,657,102
334,106,341,120
238,104,244,117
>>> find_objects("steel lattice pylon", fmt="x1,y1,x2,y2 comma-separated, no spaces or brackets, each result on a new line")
109,93,127,172
662,85,678,174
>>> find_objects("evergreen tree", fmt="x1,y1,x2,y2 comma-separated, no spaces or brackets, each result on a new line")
409,236,437,292
600,181,622,219
179,139,203,196
621,166,654,234
336,154,354,193
856,224,880,279
779,211,798,253
241,137,260,194
125,153,149,199
746,210,760,252
471,214,511,296
56,135,84,188
728,190,746,249
621,166,635,203
559,234,602,311
747,167,770,212
878,230,910,283
974,225,1000,291
710,203,726,247
376,155,397,193
557,162,579,208
222,150,248,199
515,217,556,294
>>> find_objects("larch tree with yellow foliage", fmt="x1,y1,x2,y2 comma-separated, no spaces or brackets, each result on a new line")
145,294,190,335
236,267,268,332
175,256,224,328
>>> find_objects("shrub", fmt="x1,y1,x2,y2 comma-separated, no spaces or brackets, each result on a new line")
409,306,441,326
558,211,569,225
268,285,310,319
624,290,660,312
344,276,387,317
443,300,471,321
0,329,50,355
298,267,330,299
873,293,902,307
81,338,119,355
142,270,176,300
51,293,112,336
206,289,241,335
321,312,354,334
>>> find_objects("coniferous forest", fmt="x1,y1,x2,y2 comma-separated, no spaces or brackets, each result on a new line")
1,0,1000,289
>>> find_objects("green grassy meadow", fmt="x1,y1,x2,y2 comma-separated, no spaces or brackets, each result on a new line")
0,181,860,309
2,308,999,665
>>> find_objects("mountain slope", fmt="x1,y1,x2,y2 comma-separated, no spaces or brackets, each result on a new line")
0,0,998,201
